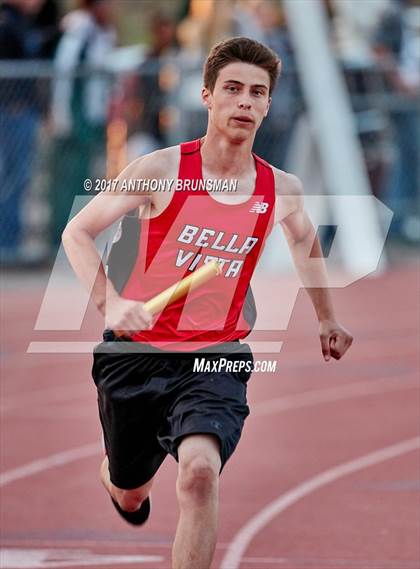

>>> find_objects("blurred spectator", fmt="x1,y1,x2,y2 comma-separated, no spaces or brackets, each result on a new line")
332,0,391,65
174,7,206,141
176,0,233,52
31,0,61,119
112,11,179,161
202,0,233,49
49,0,116,250
233,0,298,168
0,0,46,263
233,0,267,43
31,0,61,60
135,12,178,150
327,0,392,198
373,0,420,243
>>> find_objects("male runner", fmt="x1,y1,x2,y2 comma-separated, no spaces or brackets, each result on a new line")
62,37,353,569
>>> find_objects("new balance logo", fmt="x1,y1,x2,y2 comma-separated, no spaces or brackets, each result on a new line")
249,201,269,214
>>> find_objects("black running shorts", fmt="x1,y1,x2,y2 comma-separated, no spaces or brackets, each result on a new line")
92,331,254,490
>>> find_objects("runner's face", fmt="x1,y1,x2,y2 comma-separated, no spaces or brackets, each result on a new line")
203,62,271,142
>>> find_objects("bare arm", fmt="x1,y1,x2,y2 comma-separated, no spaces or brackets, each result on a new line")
276,171,353,361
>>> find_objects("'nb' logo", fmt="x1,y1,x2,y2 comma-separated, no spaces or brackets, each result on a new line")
249,201,269,214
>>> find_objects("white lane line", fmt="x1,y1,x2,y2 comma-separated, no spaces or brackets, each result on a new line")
0,443,101,487
0,377,417,487
251,376,418,417
240,556,420,567
0,548,163,568
220,437,420,569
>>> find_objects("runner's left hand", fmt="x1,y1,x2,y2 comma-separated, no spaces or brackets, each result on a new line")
319,320,353,362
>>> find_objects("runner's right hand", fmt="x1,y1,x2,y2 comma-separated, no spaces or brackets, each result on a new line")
105,296,153,335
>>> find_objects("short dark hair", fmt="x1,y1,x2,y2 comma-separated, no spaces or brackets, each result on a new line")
203,37,281,95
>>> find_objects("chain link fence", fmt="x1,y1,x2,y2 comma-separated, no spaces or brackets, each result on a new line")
0,58,417,265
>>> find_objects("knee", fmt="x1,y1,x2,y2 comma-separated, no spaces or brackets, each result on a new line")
177,456,219,504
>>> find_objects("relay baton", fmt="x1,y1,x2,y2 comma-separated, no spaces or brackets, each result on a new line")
114,260,221,337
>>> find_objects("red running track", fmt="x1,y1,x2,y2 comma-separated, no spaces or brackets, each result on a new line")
1,266,419,569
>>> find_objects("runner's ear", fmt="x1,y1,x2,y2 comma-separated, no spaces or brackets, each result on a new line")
202,86,212,109
264,97,272,117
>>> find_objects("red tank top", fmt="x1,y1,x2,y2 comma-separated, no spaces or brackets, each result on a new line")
121,138,275,351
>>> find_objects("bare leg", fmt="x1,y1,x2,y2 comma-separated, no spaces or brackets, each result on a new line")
172,435,221,569
100,456,153,512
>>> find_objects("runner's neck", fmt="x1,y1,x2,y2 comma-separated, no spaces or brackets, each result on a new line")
200,135,255,178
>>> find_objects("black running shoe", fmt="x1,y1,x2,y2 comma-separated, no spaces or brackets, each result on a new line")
111,495,151,526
